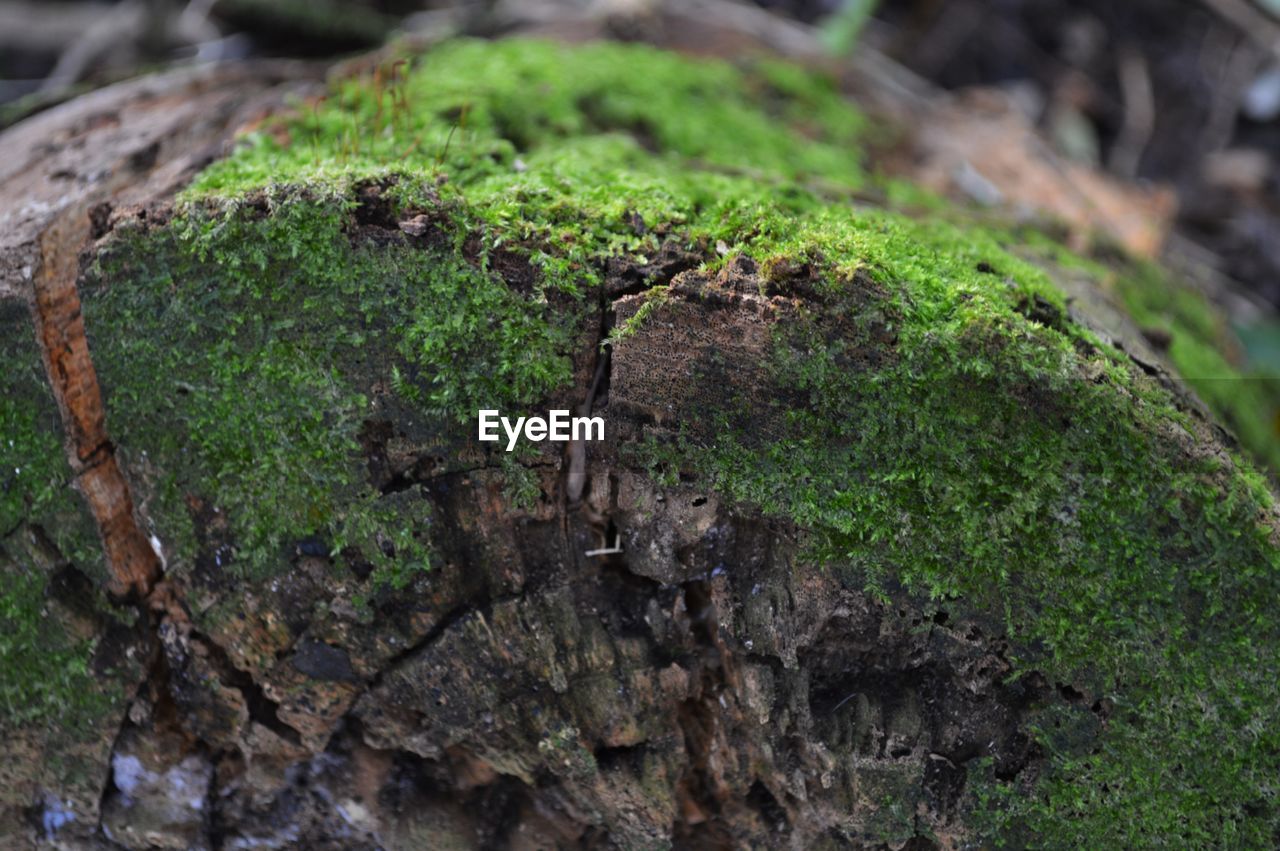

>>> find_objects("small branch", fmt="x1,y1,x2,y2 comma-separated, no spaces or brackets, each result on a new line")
1108,44,1154,179
38,0,149,94
1198,0,1280,61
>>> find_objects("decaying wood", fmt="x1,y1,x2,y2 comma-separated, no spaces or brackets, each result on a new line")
0,23,1260,850
1,61,321,598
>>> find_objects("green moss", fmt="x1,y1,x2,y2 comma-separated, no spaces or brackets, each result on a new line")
0,303,116,731
85,37,1280,843
499,456,543,513
1001,229,1280,474
860,765,924,844
658,213,1280,843
606,284,673,347
0,303,101,569
195,39,864,195
0,563,117,732
84,188,579,581
191,38,865,288
0,353,68,541
1110,259,1280,472
80,39,869,584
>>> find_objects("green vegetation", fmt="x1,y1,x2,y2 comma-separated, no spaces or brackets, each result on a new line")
77,36,1280,844
1110,258,1280,472
85,189,579,582
0,366,69,542
1001,227,1280,473
195,39,864,194
0,304,115,731
0,304,101,567
680,216,1280,844
81,38,870,585
192,38,865,290
0,567,116,731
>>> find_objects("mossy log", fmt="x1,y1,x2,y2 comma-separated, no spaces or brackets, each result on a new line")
1,37,1278,849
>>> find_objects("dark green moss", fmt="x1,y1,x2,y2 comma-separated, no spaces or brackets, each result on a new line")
0,561,119,732
0,303,100,565
0,302,116,730
0,349,67,541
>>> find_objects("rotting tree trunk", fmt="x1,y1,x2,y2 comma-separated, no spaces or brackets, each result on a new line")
0,60,325,848
2,32,1278,851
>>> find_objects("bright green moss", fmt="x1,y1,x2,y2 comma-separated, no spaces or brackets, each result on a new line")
191,38,865,289
666,216,1280,843
89,37,1280,843
194,39,864,196
1111,260,1280,472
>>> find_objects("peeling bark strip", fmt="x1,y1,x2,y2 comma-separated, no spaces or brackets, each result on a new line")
31,205,161,598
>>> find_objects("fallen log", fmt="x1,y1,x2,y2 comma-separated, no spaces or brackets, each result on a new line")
1,34,1277,850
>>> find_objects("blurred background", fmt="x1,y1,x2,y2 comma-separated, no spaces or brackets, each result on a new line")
4,0,1280,398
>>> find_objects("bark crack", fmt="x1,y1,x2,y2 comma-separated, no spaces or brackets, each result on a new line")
357,590,527,696
671,575,739,849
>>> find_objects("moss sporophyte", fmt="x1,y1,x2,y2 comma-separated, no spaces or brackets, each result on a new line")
47,37,1280,846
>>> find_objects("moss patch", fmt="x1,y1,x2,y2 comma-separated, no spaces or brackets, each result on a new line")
194,39,864,195
84,38,871,585
996,227,1280,474
192,38,866,289
1110,259,1280,472
0,302,101,568
0,564,117,731
670,232,1280,843
0,302,117,731
84,189,580,583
